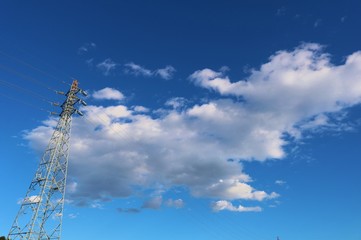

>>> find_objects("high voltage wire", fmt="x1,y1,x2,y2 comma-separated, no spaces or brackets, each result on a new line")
0,34,76,81
0,78,53,104
0,43,76,95
0,62,58,93
0,47,75,115
0,49,74,87
0,92,54,115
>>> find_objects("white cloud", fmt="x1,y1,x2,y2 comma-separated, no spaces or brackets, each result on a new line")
212,200,262,212
275,180,286,186
97,58,118,76
92,87,125,101
124,62,176,80
165,97,188,109
90,202,104,209
68,213,79,219
155,65,176,80
26,103,276,203
25,196,41,204
133,106,149,113
25,43,361,209
124,62,152,77
166,198,184,208
67,182,78,194
189,43,361,140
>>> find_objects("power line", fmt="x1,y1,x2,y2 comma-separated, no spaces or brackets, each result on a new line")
0,49,73,87
0,78,54,104
0,92,55,115
0,34,77,81
0,62,58,93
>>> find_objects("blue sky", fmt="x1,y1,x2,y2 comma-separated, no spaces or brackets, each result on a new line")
0,1,361,239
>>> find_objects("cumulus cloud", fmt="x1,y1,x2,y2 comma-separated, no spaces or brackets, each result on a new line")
212,200,262,212
24,44,361,210
190,43,361,139
97,58,118,76
124,62,176,80
26,103,276,204
92,87,125,101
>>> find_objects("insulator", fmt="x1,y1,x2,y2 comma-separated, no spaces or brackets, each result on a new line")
56,91,65,95
52,102,60,107
80,99,87,106
80,89,88,96
76,110,84,116
50,112,58,115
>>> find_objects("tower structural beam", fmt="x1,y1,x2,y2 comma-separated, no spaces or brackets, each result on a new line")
8,80,86,240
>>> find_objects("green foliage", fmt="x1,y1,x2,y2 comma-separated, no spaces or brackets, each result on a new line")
0,236,7,240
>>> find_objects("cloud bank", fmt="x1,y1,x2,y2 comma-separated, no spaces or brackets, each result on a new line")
25,44,361,211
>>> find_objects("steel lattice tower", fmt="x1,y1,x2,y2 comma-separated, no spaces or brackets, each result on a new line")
8,80,87,240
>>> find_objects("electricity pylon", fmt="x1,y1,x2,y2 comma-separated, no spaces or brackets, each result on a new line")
8,80,87,240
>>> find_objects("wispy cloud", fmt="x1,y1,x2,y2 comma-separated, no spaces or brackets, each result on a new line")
276,7,286,16
124,62,153,77
78,42,96,55
165,199,185,208
275,180,286,186
124,62,176,80
314,19,322,28
212,200,262,212
155,65,176,80
86,58,94,67
165,97,188,110
97,58,118,76
68,213,79,219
